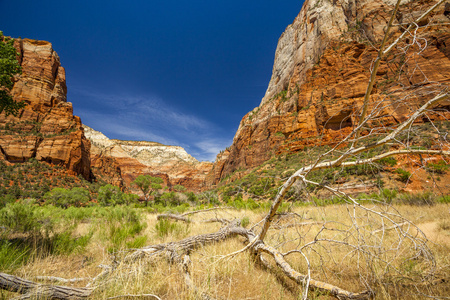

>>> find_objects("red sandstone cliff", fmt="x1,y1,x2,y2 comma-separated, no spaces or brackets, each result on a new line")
210,0,450,185
84,125,213,192
0,39,91,179
0,37,212,191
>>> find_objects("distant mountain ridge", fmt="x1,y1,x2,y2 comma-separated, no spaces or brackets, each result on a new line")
83,125,213,192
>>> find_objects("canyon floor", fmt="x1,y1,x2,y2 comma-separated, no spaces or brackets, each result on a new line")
1,200,449,299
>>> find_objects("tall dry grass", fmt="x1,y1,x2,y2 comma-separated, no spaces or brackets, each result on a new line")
2,204,449,299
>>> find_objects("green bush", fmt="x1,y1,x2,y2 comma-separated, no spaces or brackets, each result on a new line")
122,193,139,205
396,192,436,206
0,201,48,234
97,184,124,206
378,157,397,167
436,195,450,204
96,206,146,251
44,187,90,208
155,219,189,238
395,168,411,183
426,160,449,174
69,187,91,207
173,185,186,192
0,239,32,272
241,216,250,228
52,230,93,255
379,188,398,203
0,194,16,208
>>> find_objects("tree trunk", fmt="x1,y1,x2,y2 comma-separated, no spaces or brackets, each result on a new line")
0,272,92,300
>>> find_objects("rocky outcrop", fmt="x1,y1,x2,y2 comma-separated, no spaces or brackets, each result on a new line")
0,39,90,179
84,125,213,192
212,0,450,184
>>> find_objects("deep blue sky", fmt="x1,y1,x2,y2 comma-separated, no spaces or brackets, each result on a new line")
1,0,303,161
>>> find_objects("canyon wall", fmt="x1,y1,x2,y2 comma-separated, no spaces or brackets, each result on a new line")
0,39,91,179
84,125,213,192
210,0,450,184
0,37,212,192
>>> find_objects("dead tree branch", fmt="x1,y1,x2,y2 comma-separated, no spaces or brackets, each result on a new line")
0,272,92,300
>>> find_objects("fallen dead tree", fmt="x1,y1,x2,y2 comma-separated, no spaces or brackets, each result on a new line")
156,206,235,224
122,219,373,300
0,217,373,299
0,273,92,300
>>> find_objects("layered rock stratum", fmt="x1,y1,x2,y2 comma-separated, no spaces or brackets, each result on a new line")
0,39,91,179
210,0,450,184
83,125,213,192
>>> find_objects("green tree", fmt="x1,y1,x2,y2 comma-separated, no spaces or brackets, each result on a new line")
0,31,25,116
43,188,69,208
173,184,186,192
132,175,163,206
68,187,90,207
97,184,124,206
43,187,90,208
122,193,139,205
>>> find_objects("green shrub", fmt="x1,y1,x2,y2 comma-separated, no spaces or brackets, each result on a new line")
437,195,450,204
173,185,186,192
0,201,48,234
155,219,189,238
312,196,347,206
97,184,124,206
0,194,16,208
426,160,449,174
396,192,436,206
52,230,93,255
0,239,32,272
379,188,398,203
241,216,250,228
44,187,90,208
378,157,397,167
185,192,199,204
122,193,139,205
69,187,91,207
395,168,411,183
96,207,146,251
126,236,147,248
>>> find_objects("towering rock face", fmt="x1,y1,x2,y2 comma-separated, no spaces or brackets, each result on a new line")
211,0,450,184
84,125,213,192
0,39,91,179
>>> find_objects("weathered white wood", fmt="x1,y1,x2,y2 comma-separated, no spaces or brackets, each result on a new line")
0,272,92,300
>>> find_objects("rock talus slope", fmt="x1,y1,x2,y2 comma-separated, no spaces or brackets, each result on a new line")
0,39,91,179
84,125,213,192
210,0,450,184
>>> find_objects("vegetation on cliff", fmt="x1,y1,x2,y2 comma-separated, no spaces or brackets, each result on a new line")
0,31,25,116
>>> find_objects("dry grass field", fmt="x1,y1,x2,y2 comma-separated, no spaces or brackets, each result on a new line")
2,202,449,299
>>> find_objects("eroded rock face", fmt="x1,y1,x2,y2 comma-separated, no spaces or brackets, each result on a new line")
212,0,450,184
0,39,91,179
84,125,213,192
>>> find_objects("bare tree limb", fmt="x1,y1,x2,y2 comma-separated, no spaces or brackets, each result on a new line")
255,244,373,299
34,276,89,284
0,272,92,300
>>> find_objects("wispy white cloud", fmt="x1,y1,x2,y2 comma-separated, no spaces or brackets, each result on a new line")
73,88,210,132
72,88,232,161
193,139,231,162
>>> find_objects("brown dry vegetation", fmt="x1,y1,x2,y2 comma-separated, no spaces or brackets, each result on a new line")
2,204,449,299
